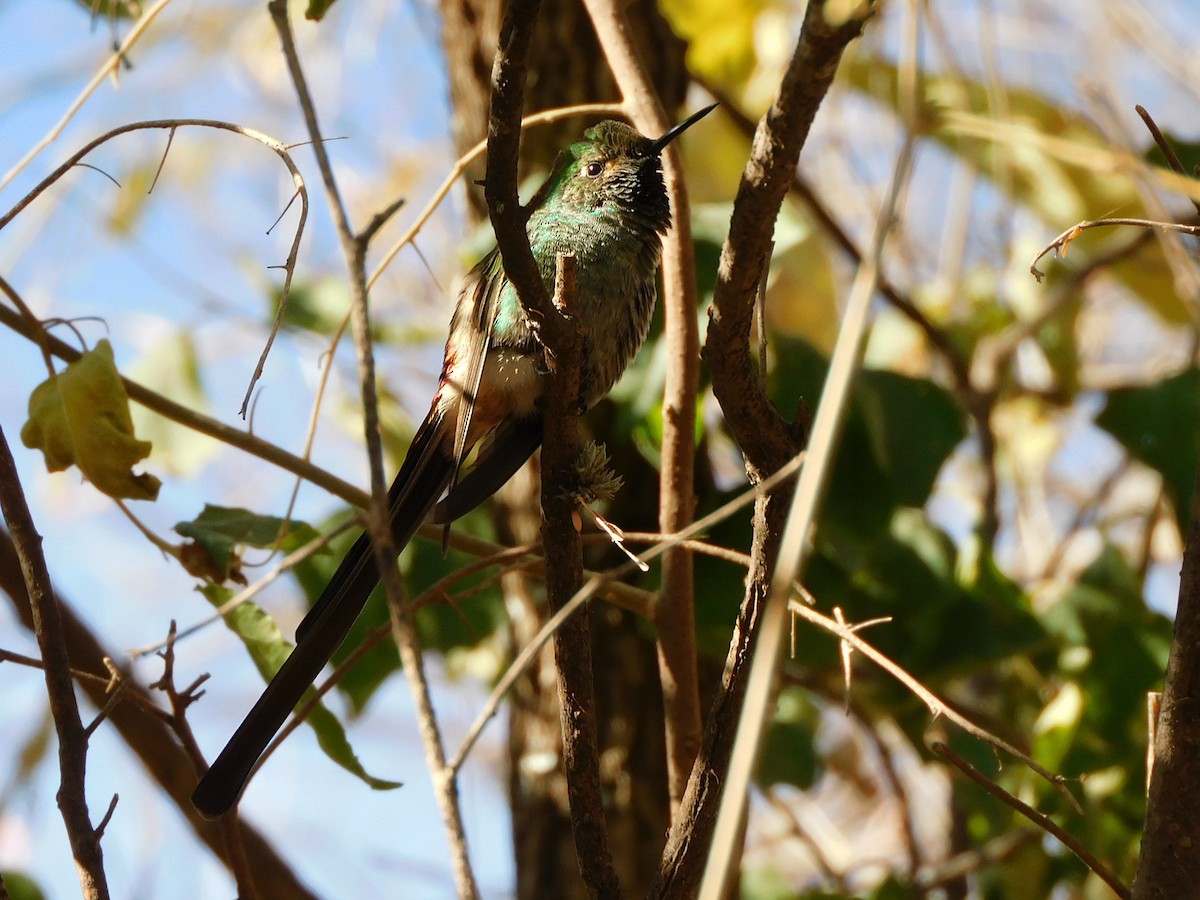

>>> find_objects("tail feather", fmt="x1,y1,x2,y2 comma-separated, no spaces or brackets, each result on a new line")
191,411,454,819
431,415,543,525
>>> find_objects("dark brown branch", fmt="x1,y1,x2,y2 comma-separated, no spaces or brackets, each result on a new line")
0,427,110,899
483,0,554,323
1133,448,1200,899
485,2,619,894
652,3,873,895
542,255,621,897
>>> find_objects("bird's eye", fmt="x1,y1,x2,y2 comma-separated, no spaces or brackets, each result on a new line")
584,161,604,178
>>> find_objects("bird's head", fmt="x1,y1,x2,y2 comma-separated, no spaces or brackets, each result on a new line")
542,104,717,234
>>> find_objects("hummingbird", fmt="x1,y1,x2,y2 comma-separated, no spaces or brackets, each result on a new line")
191,103,717,818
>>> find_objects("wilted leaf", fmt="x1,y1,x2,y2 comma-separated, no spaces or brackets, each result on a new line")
21,339,161,500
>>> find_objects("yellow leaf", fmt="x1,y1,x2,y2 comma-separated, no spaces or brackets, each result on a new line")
21,339,161,500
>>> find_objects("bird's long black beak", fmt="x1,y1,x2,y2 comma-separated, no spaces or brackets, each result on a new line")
650,103,718,155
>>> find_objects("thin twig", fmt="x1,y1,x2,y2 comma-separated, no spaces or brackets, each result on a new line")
0,531,317,899
1135,105,1200,216
789,599,1080,809
930,740,1130,899
0,425,110,899
450,452,805,776
267,3,478,896
1030,217,1200,282
0,114,309,420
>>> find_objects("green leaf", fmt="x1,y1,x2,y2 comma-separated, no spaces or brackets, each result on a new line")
1096,368,1200,533
757,688,818,789
1032,681,1084,771
201,584,401,792
0,872,47,900
20,339,161,500
176,505,322,584
854,369,968,507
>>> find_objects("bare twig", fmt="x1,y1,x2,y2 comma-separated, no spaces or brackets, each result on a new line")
267,2,478,896
789,598,1080,808
449,452,805,778
152,624,257,898
0,0,177,191
1030,217,1200,282
931,740,1130,899
0,425,110,898
1136,105,1200,216
0,115,308,419
583,0,703,818
0,531,317,899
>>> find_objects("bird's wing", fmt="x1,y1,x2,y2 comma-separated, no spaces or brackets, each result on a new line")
431,414,544,525
449,248,506,487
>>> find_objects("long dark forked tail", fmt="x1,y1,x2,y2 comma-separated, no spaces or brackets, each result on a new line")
191,413,454,818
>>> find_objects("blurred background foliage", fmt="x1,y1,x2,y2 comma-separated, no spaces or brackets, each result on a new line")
2,0,1198,897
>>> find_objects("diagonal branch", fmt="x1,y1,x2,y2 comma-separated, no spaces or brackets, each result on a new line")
0,530,317,900
653,3,875,896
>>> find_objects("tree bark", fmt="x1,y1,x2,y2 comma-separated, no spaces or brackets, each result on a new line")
1132,451,1200,899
